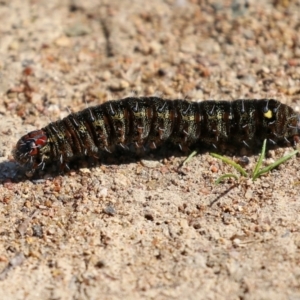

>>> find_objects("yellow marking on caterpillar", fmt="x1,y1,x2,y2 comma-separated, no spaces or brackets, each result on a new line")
264,110,273,119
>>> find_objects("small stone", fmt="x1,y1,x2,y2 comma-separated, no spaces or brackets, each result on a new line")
65,23,90,37
232,238,241,247
245,189,253,200
104,205,116,216
140,159,161,168
149,41,162,54
99,70,112,81
8,40,20,50
55,36,71,47
210,165,219,173
180,37,196,53
109,79,130,91
98,188,108,199
79,168,91,174
114,174,130,187
241,74,257,88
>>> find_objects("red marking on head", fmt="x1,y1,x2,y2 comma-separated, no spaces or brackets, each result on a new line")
26,130,47,155
18,130,48,157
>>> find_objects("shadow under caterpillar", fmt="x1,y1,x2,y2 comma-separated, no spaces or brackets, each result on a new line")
13,97,300,177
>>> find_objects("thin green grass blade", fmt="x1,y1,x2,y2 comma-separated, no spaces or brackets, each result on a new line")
252,139,267,177
215,173,239,184
253,149,298,180
210,153,248,177
182,150,198,166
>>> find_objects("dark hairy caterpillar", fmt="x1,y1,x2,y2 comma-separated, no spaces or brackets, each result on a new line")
13,97,300,177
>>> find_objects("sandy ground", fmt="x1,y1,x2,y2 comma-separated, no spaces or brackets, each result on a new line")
0,0,300,299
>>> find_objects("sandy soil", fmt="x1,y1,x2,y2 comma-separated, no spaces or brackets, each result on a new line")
0,0,300,299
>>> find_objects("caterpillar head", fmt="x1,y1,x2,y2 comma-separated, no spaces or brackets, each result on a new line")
13,130,48,177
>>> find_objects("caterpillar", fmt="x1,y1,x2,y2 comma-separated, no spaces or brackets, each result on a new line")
13,97,300,177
